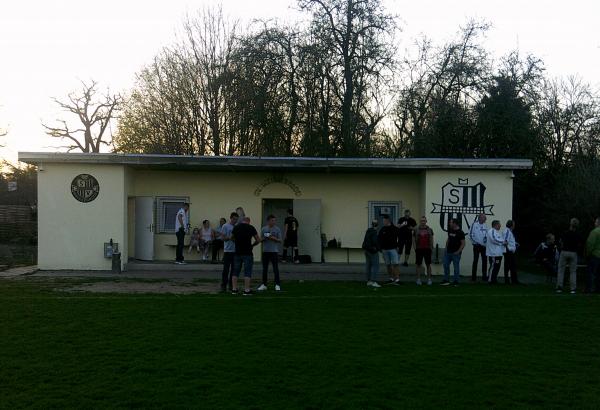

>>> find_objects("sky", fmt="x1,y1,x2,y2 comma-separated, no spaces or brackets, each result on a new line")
1,0,599,164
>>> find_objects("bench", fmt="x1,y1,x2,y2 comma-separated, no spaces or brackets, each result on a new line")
164,243,223,260
323,246,362,263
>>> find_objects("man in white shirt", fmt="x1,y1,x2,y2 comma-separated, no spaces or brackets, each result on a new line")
503,220,519,284
469,213,489,282
174,203,189,264
486,220,507,284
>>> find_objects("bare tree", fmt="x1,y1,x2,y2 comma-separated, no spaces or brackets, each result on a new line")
391,20,491,157
537,76,600,168
43,80,122,152
183,6,238,156
298,0,397,157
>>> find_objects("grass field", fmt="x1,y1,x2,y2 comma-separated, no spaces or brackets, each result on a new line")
1,277,599,409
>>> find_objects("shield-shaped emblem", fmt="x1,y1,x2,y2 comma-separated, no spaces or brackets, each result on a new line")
431,179,494,231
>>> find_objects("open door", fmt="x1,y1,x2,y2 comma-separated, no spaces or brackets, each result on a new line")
135,197,154,261
293,199,321,263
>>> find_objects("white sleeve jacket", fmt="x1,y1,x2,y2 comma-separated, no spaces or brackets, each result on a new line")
486,228,505,257
505,229,517,253
469,221,488,246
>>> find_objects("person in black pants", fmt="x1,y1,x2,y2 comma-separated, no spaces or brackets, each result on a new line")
212,217,227,263
283,209,299,263
486,220,506,284
220,212,239,292
469,213,489,281
258,215,283,291
503,220,519,284
174,203,189,264
397,209,416,266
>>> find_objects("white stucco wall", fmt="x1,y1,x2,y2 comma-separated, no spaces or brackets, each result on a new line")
35,162,516,271
129,170,423,262
424,169,514,275
38,163,127,270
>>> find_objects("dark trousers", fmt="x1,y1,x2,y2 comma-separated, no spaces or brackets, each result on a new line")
221,252,234,290
212,239,224,261
262,252,281,285
175,228,185,262
585,256,600,293
488,256,503,283
282,247,299,262
472,244,487,280
503,252,518,284
398,237,412,255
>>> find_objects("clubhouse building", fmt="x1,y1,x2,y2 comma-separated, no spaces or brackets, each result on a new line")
19,152,532,272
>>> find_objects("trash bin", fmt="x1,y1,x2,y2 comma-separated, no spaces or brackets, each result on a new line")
111,252,121,274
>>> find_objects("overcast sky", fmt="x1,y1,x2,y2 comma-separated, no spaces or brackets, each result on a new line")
1,0,599,163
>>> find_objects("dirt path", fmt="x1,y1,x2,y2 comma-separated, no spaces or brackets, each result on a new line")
60,280,219,294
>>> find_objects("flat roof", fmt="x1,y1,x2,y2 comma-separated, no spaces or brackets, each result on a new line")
18,152,533,172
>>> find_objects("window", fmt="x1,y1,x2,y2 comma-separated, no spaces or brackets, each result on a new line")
156,196,190,234
368,201,401,228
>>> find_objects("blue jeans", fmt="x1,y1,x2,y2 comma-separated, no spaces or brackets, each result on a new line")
443,252,461,282
365,252,379,281
233,254,253,278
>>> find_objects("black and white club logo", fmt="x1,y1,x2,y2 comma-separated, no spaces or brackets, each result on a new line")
71,174,100,203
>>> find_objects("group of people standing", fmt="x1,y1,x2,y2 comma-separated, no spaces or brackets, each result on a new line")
362,210,435,287
533,217,600,294
467,214,518,285
174,204,300,295
362,211,520,287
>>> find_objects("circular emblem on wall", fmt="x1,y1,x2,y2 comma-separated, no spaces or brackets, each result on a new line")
71,174,100,203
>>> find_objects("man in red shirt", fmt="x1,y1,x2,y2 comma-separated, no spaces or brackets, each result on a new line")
414,216,434,285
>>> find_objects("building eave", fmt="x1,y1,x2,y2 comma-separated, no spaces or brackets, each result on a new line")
18,152,533,172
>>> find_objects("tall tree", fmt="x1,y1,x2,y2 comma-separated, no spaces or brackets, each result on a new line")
475,75,540,159
183,7,238,155
43,80,121,153
298,0,396,157
536,76,600,169
391,20,491,158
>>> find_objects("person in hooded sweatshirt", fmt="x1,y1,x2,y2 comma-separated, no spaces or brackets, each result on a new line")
486,220,507,284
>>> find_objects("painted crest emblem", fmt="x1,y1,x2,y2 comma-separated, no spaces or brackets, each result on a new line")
71,174,100,203
431,178,494,231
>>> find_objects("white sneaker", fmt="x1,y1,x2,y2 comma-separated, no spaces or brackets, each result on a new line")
257,284,267,291
367,281,373,286
275,285,281,291
416,280,422,286
427,279,433,286
371,282,381,288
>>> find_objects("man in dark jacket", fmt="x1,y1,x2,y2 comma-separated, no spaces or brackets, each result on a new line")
378,214,401,284
557,218,584,293
362,219,381,288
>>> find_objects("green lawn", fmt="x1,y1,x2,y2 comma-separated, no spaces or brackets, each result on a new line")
1,278,599,409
